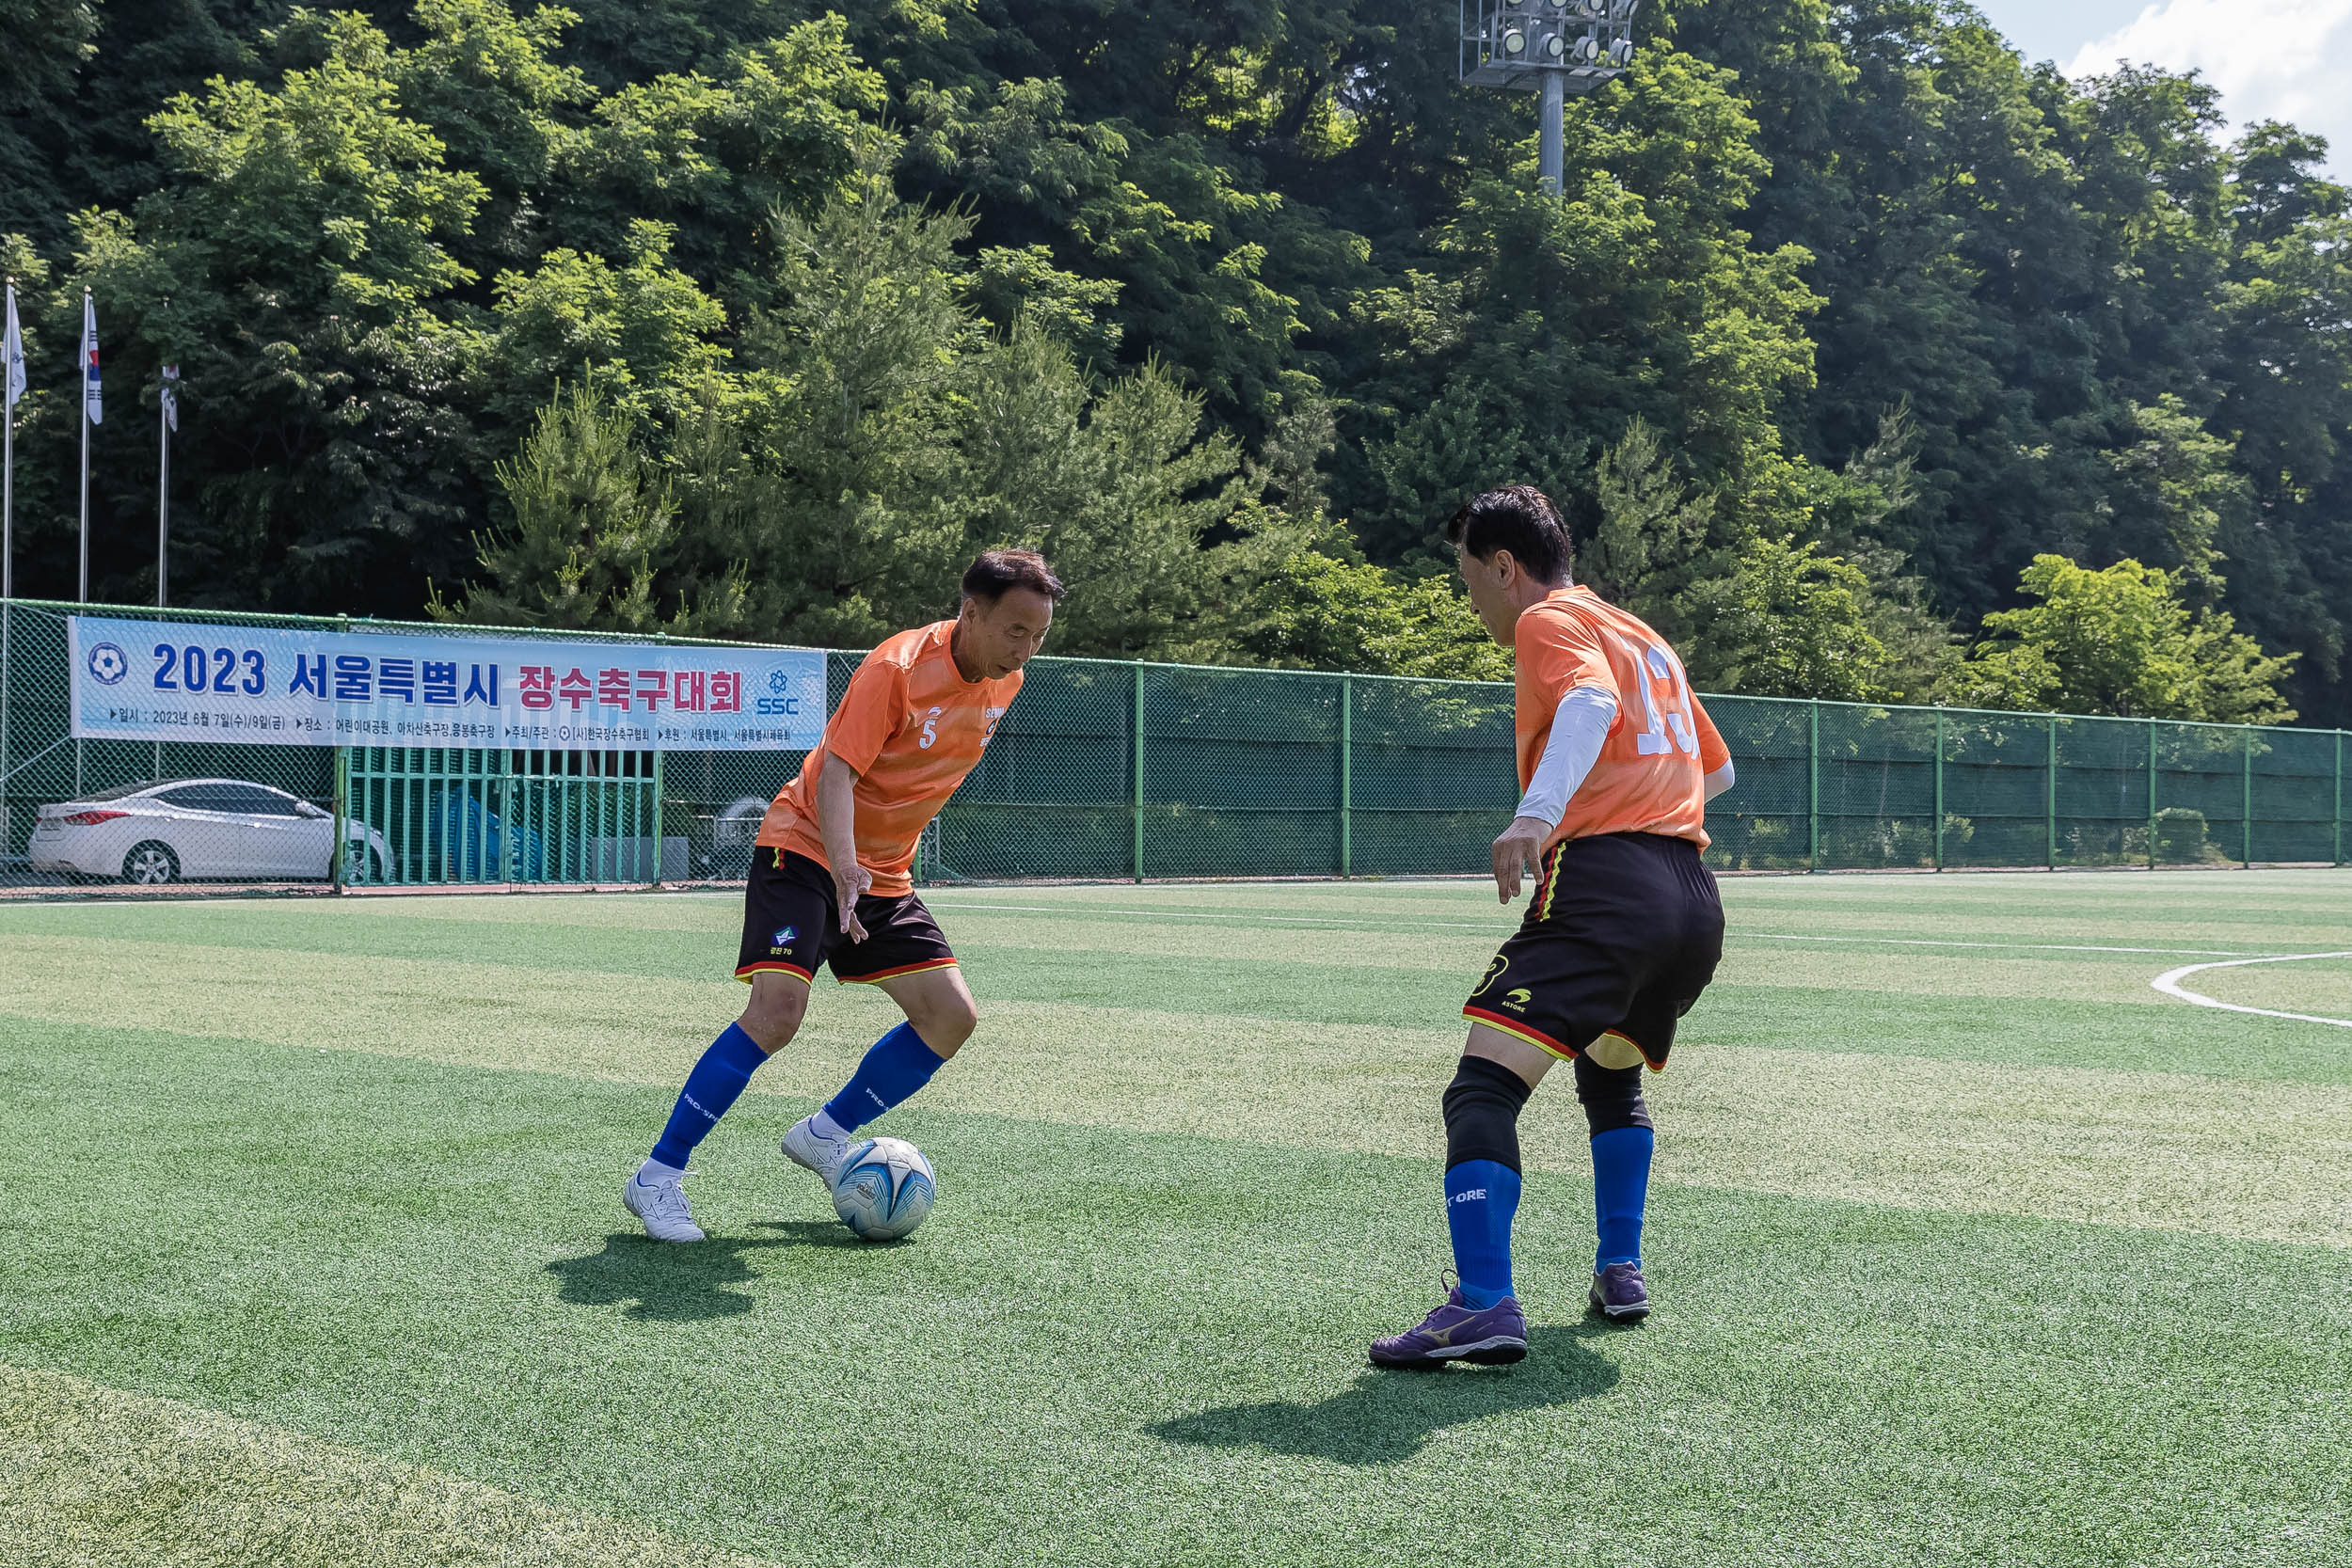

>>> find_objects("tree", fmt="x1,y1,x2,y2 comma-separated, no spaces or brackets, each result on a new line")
429,377,743,634
1240,547,1509,681
1686,534,1894,702
1950,555,2296,723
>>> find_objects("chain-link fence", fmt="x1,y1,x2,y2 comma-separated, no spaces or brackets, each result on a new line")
2,596,2344,892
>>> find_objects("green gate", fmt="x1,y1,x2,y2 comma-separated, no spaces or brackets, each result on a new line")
343,746,667,886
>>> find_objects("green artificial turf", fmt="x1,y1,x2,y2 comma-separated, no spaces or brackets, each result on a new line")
4,870,2351,1566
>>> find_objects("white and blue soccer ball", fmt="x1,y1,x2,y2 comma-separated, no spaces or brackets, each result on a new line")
831,1136,936,1242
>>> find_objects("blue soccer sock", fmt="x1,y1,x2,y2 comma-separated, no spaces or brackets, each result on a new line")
648,1022,769,1171
1445,1159,1522,1309
1591,1125,1655,1270
821,1021,947,1133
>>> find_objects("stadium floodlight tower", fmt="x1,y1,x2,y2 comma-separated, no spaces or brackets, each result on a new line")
1460,0,1640,195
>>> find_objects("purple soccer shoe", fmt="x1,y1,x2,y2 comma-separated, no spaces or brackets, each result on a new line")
1588,1261,1651,1322
1368,1284,1529,1369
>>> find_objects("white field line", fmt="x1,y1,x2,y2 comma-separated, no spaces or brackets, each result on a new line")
2150,951,2352,1028
923,900,2261,958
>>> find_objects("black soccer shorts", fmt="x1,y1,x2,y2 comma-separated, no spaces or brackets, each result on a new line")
735,847,958,986
1462,831,1724,1069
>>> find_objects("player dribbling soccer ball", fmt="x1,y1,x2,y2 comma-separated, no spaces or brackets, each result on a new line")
621,549,1061,1243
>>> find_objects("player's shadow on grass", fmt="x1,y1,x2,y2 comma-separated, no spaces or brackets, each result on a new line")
1150,1324,1621,1466
546,1222,857,1322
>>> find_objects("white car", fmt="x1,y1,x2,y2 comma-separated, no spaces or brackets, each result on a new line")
27,778,391,884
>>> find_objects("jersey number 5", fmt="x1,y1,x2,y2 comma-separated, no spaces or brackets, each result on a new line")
1621,639,1698,758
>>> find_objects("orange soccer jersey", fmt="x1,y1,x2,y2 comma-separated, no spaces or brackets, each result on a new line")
1514,586,1729,850
757,621,1020,895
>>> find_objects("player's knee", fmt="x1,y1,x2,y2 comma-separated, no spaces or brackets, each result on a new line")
1573,1053,1653,1138
1442,1054,1534,1171
738,984,807,1053
914,995,977,1056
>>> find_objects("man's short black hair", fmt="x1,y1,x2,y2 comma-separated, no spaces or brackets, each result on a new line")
1445,486,1571,585
963,547,1064,605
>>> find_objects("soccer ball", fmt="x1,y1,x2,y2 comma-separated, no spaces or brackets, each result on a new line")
831,1136,936,1242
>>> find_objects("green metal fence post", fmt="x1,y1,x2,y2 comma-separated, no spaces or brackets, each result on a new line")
2147,721,2158,871
331,745,349,892
649,747,664,887
2046,715,2058,870
1339,672,1353,879
1807,700,1820,873
2243,726,2254,868
1133,661,1147,883
501,766,519,883
1932,708,1945,872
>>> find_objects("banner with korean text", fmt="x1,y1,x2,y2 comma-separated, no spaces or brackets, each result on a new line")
67,616,827,751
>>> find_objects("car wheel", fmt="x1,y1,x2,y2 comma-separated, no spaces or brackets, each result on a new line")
122,841,181,885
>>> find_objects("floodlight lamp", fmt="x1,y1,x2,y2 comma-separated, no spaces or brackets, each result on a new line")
1502,26,1527,54
1543,32,1566,58
1608,37,1633,65
1572,31,1601,63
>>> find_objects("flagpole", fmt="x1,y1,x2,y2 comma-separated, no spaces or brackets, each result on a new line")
78,287,91,605
2,277,13,603
3,277,17,870
157,373,169,608
155,360,174,784
1,278,12,872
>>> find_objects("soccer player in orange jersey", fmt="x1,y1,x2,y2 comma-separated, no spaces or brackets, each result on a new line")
1371,486,1736,1365
624,549,1060,1242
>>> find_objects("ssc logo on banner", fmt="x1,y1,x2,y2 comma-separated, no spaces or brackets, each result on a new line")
86,642,129,685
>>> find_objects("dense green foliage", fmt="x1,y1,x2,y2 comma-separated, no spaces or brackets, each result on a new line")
2,0,2343,721
1951,554,2297,724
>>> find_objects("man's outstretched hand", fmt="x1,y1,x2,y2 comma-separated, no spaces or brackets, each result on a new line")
1490,816,1552,903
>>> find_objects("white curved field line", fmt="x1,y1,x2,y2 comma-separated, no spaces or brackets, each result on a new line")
2151,950,2352,1028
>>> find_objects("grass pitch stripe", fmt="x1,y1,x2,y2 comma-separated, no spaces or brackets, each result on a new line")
2152,951,2352,1028
0,1362,787,1568
929,901,2265,958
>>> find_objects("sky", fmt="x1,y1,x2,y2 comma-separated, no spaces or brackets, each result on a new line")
1970,0,2352,177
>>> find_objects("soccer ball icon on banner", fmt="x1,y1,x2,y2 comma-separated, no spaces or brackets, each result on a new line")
831,1136,936,1241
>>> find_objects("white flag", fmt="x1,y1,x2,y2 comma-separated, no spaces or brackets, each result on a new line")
3,282,23,409
161,364,179,434
81,290,102,426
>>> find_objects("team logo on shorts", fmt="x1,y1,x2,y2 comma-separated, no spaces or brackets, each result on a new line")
1474,956,1509,995
771,925,797,954
1502,988,1533,1012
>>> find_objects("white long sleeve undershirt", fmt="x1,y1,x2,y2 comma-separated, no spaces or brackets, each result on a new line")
1704,759,1736,800
1514,686,1619,828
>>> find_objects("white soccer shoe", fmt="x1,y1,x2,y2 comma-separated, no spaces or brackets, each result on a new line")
622,1170,706,1243
782,1115,850,1184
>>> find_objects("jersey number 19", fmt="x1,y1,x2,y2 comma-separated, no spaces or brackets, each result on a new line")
1619,638,1698,758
